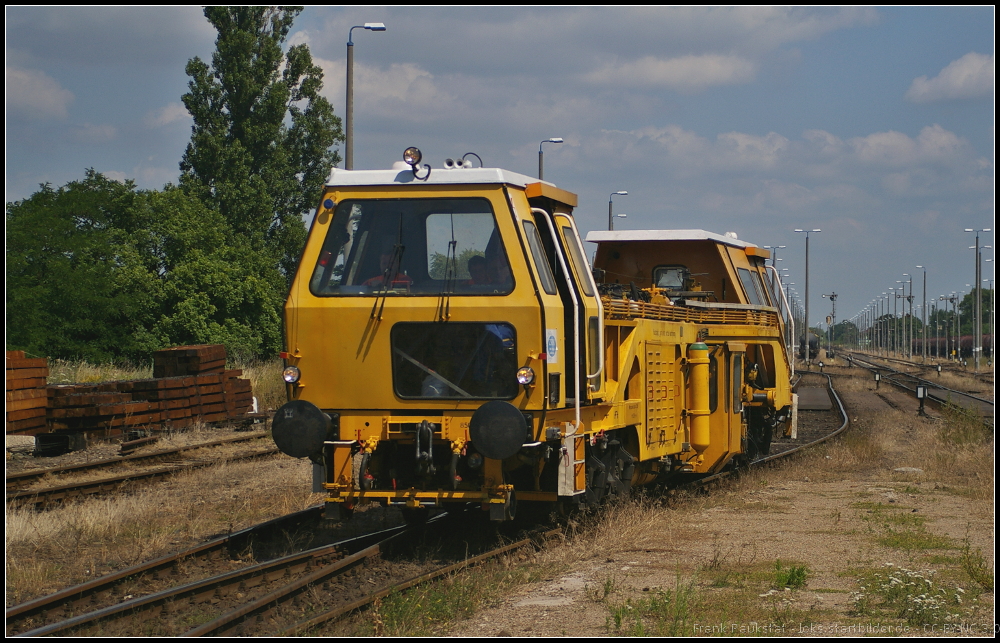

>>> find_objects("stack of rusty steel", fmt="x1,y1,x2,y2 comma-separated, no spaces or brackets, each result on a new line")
4,345,256,440
152,344,227,378
47,383,162,433
136,345,254,427
6,351,49,435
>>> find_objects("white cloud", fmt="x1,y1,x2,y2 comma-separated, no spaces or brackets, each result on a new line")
715,131,790,169
317,56,457,121
849,125,967,166
577,122,988,224
5,65,74,119
144,102,189,128
71,123,117,143
905,52,994,103
584,54,756,92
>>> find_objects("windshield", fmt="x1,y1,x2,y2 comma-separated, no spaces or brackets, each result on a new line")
391,322,518,399
309,198,512,296
737,268,763,306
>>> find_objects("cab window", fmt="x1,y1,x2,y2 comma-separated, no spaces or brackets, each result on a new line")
309,198,513,296
653,266,687,290
737,268,763,306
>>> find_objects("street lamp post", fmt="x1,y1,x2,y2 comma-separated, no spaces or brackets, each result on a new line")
889,286,906,357
883,293,890,356
932,300,938,358
785,281,795,348
916,266,927,361
609,191,628,230
538,138,564,180
794,229,821,366
764,245,786,268
346,22,386,171
964,228,991,371
902,273,913,358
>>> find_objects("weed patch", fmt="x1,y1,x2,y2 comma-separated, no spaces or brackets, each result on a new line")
938,404,990,447
959,534,994,592
348,557,552,636
772,560,808,589
851,564,972,626
853,501,954,553
603,577,698,636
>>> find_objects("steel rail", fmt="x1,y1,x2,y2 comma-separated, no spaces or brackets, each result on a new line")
14,522,409,638
5,505,324,634
277,528,562,636
6,432,269,488
848,353,994,409
7,447,280,507
182,545,381,637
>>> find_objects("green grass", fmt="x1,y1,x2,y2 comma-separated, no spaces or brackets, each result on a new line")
877,529,954,551
938,403,990,446
854,501,954,552
773,560,809,589
959,536,994,592
604,577,698,636
348,557,554,636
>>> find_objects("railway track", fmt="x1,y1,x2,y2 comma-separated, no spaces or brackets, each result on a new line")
848,351,994,387
846,352,994,426
6,432,269,489
6,505,325,635
6,434,279,508
7,376,848,637
8,506,555,638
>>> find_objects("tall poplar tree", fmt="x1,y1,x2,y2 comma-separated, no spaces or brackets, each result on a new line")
180,6,342,279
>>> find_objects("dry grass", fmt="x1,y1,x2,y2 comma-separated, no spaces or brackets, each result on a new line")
236,359,284,412
46,359,153,385
5,456,322,606
44,357,285,412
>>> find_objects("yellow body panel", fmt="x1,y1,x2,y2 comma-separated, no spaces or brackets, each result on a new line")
275,166,795,518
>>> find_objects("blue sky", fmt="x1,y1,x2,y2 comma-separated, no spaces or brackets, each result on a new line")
6,7,994,328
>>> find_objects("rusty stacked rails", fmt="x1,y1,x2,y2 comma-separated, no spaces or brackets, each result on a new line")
123,375,224,428
222,369,255,418
47,383,161,434
148,345,254,424
4,345,256,444
152,344,226,378
6,351,49,435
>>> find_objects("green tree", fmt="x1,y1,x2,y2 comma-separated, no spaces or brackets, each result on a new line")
180,6,342,280
6,171,151,362
131,187,285,360
6,172,284,362
958,288,993,336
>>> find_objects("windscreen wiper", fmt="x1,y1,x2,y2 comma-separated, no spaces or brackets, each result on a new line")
371,215,406,321
437,213,458,321
393,347,473,398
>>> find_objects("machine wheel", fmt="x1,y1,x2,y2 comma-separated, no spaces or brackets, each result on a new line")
585,435,635,507
746,408,774,461
604,440,634,501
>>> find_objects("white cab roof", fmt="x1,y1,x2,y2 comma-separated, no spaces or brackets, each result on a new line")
585,229,756,249
326,165,545,189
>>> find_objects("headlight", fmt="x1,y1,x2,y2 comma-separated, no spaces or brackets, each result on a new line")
516,366,535,385
403,147,422,167
282,366,301,383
